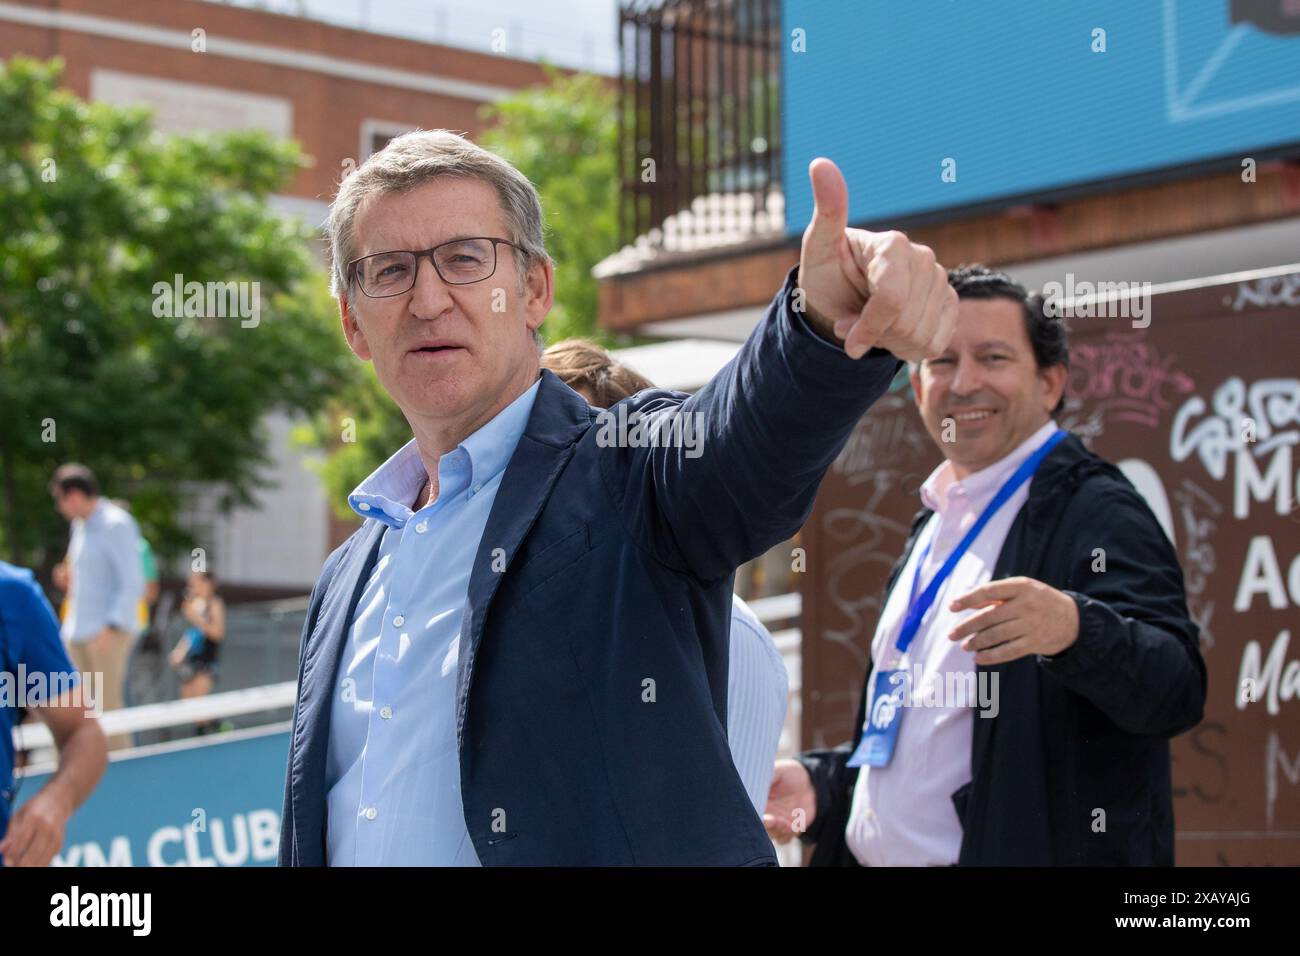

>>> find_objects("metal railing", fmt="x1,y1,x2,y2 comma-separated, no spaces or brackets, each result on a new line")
15,682,297,755
618,0,782,252
16,590,803,763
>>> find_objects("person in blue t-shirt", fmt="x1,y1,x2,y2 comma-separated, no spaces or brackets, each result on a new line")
0,560,107,866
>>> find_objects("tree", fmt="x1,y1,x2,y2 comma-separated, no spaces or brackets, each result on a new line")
301,67,620,514
480,66,619,343
0,57,354,573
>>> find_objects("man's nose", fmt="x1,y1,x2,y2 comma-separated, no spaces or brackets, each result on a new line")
949,355,982,397
407,253,455,319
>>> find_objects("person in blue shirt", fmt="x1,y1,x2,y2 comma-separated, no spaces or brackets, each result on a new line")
0,561,107,866
279,132,956,866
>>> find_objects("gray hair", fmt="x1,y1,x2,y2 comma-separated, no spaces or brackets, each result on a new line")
328,129,550,343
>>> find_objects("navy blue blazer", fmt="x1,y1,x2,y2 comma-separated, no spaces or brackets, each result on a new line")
279,271,901,865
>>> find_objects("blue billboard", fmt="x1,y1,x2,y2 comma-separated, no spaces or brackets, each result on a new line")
782,0,1300,231
16,725,290,866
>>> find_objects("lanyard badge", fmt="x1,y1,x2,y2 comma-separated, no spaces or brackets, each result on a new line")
851,667,911,767
846,429,1067,770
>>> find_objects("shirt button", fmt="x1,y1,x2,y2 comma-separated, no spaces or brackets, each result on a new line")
472,483,482,495
393,614,405,628
363,807,377,821
379,705,393,720
358,502,371,512
415,521,428,534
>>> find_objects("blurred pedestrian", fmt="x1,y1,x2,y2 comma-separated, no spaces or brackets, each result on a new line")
110,500,160,641
54,509,159,709
169,569,225,735
49,464,144,751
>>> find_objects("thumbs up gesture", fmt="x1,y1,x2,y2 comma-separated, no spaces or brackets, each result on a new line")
797,158,956,361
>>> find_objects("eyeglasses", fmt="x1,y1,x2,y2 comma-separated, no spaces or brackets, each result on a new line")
347,237,519,298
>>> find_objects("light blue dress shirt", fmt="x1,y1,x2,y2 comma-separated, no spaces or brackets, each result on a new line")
61,499,145,643
324,379,540,866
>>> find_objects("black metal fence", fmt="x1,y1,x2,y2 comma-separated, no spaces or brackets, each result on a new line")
618,0,782,251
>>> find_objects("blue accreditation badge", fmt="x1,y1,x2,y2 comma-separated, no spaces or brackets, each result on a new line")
846,668,911,768
845,428,1068,772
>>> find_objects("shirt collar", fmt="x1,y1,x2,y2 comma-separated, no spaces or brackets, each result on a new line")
920,419,1059,515
85,499,105,525
348,377,542,529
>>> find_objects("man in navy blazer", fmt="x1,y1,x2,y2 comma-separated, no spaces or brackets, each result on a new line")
279,130,957,866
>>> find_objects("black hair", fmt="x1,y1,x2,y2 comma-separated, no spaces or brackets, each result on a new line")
50,463,99,498
946,264,1069,415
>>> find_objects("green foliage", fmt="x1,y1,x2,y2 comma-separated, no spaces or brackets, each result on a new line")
480,66,619,344
0,57,353,571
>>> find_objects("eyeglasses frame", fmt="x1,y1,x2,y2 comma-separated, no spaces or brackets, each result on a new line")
346,236,521,298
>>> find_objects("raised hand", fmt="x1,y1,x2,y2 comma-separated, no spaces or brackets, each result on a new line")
796,158,957,362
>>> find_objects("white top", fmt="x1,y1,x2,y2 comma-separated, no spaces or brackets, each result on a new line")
846,420,1059,866
61,498,144,643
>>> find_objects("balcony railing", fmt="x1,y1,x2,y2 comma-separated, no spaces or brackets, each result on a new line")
617,0,783,256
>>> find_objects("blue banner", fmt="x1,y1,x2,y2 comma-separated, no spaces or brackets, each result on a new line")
16,725,290,866
782,0,1300,230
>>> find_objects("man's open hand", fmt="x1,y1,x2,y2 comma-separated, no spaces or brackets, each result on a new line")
947,576,1081,664
796,158,957,361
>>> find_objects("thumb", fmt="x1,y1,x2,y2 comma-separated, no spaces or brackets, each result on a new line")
803,157,849,257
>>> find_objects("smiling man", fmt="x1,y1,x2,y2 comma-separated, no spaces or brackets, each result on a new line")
278,131,956,866
765,264,1206,866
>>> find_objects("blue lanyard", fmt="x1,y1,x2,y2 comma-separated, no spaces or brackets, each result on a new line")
894,428,1067,656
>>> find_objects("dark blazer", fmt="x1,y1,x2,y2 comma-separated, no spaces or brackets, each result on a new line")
798,434,1207,866
280,270,901,866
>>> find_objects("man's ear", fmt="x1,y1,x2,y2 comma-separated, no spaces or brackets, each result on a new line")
910,362,925,411
522,258,555,333
1041,363,1068,414
340,293,372,361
